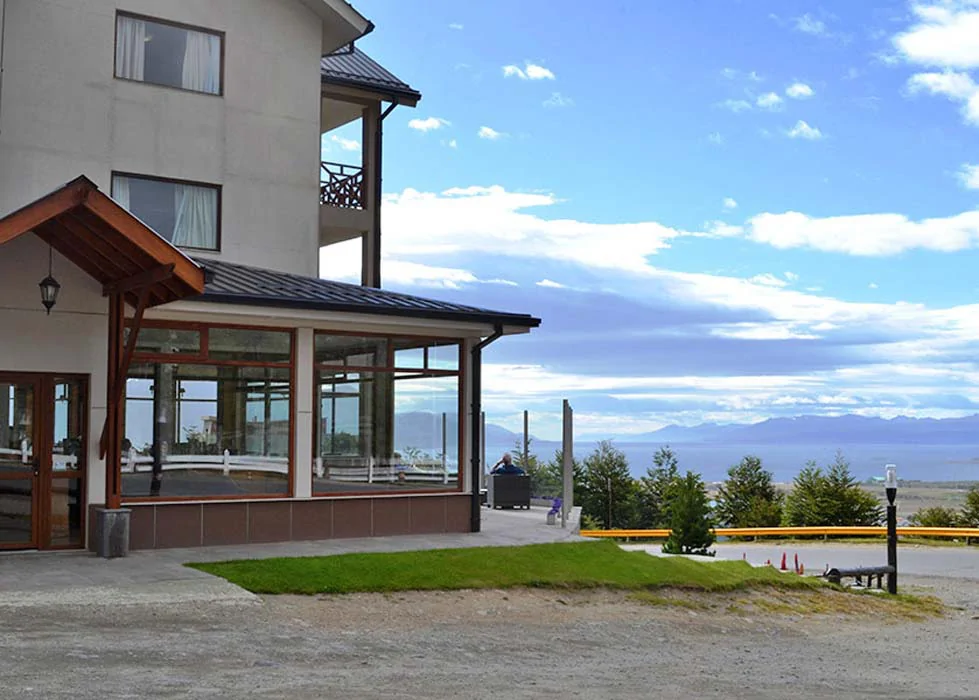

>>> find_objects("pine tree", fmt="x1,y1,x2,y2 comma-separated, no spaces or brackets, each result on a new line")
580,440,638,529
637,446,681,528
961,486,979,527
784,452,882,527
662,471,715,556
715,455,783,528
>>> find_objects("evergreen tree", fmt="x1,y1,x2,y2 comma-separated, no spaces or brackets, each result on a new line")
580,440,638,529
784,451,883,527
715,455,783,528
545,448,584,504
960,486,979,527
662,471,715,556
637,446,681,528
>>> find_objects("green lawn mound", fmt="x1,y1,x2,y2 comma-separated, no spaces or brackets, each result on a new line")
188,541,823,596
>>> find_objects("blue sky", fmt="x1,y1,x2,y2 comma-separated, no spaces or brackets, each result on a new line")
320,1,979,440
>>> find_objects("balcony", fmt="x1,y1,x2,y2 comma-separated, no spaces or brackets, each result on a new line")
320,161,364,210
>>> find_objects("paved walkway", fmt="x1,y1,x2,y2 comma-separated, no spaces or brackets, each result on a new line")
0,506,583,605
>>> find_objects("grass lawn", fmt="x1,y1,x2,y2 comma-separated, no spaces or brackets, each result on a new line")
188,541,823,595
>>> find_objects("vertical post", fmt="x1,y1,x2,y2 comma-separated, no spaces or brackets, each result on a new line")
561,399,573,528
480,411,486,489
104,293,124,510
885,463,898,595
523,410,529,469
441,412,448,484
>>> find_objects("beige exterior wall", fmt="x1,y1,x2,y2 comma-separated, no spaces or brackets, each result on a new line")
0,0,324,276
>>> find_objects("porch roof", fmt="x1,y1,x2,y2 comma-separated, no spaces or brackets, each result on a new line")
0,176,206,308
196,258,541,328
321,44,421,104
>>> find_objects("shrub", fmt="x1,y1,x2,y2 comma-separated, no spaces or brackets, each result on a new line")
909,506,962,528
784,451,883,527
662,471,716,556
961,487,979,527
715,455,783,528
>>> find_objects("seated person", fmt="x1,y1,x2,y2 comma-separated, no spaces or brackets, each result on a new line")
490,453,525,475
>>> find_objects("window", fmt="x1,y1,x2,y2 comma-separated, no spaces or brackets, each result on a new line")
112,174,220,251
122,324,293,501
115,13,223,95
314,334,462,495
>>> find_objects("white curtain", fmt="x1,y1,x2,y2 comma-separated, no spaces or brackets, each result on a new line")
173,185,217,248
115,16,147,81
182,29,221,94
111,175,131,210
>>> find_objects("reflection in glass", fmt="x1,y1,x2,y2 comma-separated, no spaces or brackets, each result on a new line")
0,382,33,474
122,364,290,499
0,479,32,544
314,335,388,367
314,370,459,494
49,478,82,547
132,327,201,356
52,379,85,472
208,328,291,363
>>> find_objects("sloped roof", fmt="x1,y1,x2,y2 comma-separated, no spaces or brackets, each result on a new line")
196,258,539,328
321,45,421,103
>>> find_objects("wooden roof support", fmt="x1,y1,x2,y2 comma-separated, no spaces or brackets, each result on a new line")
103,263,174,297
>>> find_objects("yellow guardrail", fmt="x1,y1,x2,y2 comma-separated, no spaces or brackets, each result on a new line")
580,526,979,539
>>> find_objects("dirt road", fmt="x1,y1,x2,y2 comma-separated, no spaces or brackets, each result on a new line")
1,575,977,699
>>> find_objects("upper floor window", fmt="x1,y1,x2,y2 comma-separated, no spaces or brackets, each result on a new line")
115,13,223,95
112,173,220,251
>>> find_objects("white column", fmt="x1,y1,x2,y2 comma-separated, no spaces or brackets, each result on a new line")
293,328,314,498
461,338,474,494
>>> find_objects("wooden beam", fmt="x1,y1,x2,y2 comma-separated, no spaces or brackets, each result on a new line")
82,192,205,294
0,180,91,246
103,264,174,297
55,212,139,278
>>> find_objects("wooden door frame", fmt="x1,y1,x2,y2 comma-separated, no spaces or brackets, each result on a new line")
0,372,88,550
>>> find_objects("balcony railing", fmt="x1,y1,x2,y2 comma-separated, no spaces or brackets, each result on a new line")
320,161,365,210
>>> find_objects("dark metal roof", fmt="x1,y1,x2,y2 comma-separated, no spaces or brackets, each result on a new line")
321,45,421,103
193,258,540,328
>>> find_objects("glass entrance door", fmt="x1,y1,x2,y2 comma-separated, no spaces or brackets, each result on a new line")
0,378,37,548
0,374,87,550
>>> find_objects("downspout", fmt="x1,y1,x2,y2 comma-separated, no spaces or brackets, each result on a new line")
368,100,397,288
470,325,504,532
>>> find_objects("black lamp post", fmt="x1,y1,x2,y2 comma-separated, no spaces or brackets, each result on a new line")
885,463,898,594
39,245,60,315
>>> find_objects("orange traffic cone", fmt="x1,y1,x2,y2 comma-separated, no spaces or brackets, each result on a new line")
799,563,805,575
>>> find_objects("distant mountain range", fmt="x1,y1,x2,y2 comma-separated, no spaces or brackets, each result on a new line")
395,412,525,452
602,414,979,445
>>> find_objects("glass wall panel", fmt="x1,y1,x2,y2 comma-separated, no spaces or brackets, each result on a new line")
314,369,459,494
208,328,291,363
132,327,201,356
314,335,388,367
122,363,290,499
0,480,32,544
428,342,459,371
52,379,86,472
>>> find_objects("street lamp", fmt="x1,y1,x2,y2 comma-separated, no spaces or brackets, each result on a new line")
884,463,898,594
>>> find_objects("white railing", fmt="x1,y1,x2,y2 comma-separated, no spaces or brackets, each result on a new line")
124,450,288,476
313,456,456,484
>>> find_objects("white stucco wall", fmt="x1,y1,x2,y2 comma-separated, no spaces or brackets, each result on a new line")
0,0,323,276
0,235,110,508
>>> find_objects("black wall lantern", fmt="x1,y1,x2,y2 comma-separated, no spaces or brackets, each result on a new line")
39,245,61,315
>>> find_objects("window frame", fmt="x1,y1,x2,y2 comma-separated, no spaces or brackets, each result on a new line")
111,171,223,253
312,330,465,498
121,320,296,504
113,11,226,97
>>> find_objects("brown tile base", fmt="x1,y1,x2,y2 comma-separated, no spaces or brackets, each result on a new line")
117,494,473,550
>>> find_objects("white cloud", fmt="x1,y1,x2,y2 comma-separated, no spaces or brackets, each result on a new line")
536,279,567,289
748,273,788,288
756,92,784,109
959,163,979,189
708,131,724,145
787,120,824,139
786,82,815,99
794,13,827,35
448,139,458,149
784,271,799,282
722,197,738,210
330,135,360,151
408,116,450,132
747,209,979,256
721,68,764,82
894,2,979,70
869,282,879,289
543,92,574,108
907,70,979,125
503,62,555,80
478,126,506,140
719,99,752,113
449,22,464,30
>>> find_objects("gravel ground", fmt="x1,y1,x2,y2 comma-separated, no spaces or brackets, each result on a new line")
1,576,978,700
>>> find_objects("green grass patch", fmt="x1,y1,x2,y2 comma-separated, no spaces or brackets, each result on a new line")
188,541,823,596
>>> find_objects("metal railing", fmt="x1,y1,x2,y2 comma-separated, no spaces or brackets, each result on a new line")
320,161,365,209
581,526,979,540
